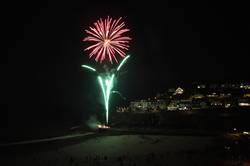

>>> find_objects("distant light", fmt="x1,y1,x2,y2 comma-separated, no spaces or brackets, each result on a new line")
243,131,249,135
239,103,250,107
97,124,110,129
233,128,237,131
174,87,184,95
224,146,231,150
244,94,250,98
225,103,231,108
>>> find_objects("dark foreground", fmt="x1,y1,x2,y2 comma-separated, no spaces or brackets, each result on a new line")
1,129,250,166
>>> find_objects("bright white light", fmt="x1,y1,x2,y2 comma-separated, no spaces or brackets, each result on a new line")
243,131,249,135
105,80,109,86
239,103,250,106
225,103,231,108
97,124,110,129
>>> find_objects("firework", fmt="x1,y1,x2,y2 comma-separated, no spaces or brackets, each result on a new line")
83,16,131,64
81,65,96,72
98,74,115,124
82,55,130,124
117,55,130,71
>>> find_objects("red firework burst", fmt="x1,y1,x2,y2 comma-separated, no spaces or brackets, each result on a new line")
83,16,131,64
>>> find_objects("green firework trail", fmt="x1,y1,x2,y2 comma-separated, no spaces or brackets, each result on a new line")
82,55,130,124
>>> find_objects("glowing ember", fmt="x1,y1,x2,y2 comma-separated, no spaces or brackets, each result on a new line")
97,124,110,129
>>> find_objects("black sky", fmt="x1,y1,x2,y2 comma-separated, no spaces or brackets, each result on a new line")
2,1,250,132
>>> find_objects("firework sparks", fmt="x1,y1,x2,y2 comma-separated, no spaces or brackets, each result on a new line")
81,55,130,124
81,65,96,72
83,16,131,64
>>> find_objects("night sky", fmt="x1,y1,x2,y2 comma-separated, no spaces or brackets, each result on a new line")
2,1,250,134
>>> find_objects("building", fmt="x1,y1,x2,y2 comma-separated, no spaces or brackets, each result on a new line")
129,99,167,113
